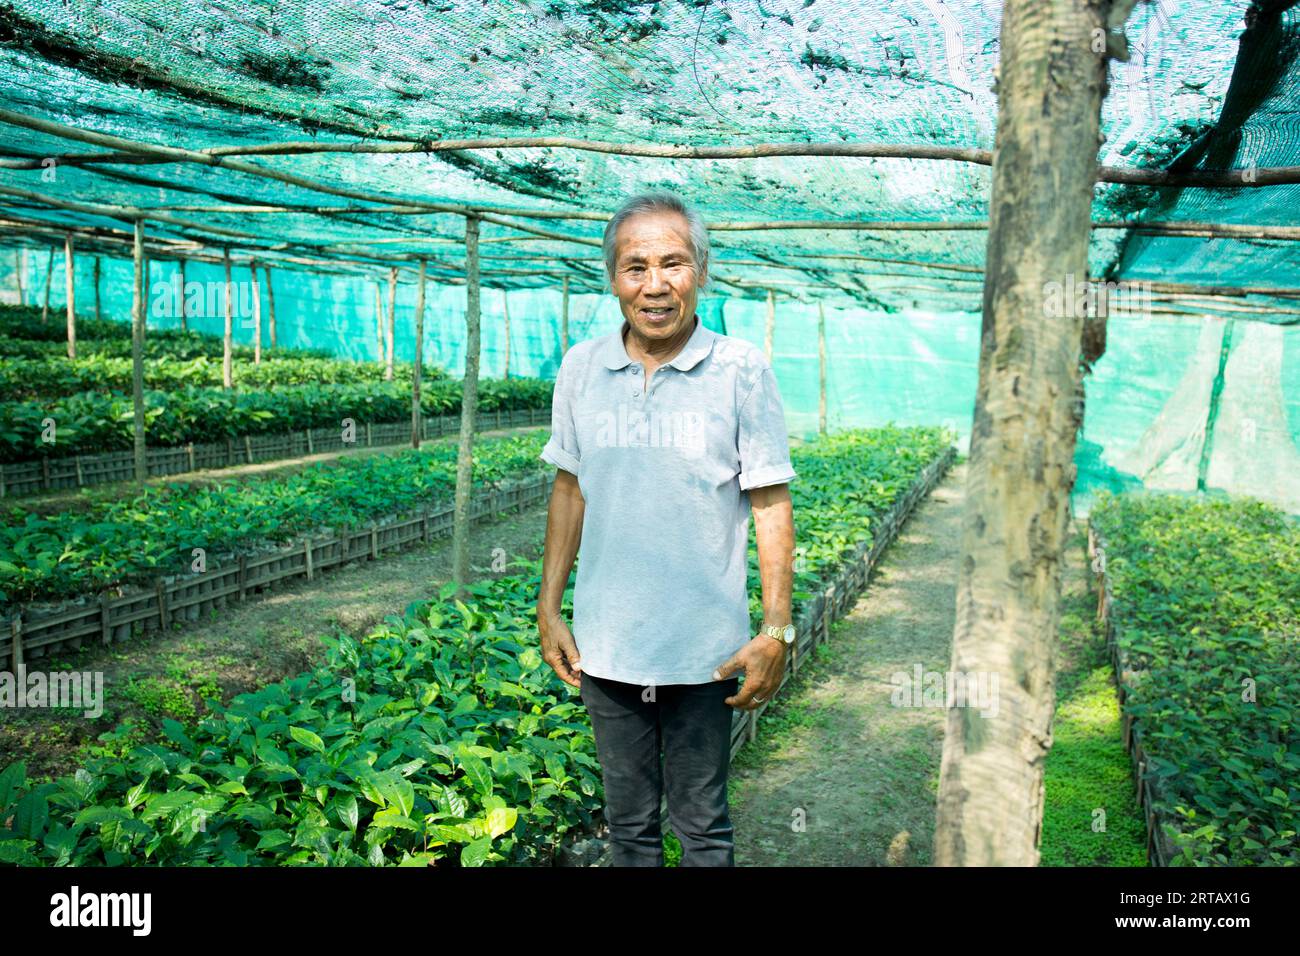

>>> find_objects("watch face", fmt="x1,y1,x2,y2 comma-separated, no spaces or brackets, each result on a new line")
782,624,796,644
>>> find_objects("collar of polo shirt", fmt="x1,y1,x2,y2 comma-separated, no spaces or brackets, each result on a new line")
602,314,716,372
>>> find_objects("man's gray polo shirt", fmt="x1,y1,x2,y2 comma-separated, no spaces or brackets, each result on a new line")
540,315,797,687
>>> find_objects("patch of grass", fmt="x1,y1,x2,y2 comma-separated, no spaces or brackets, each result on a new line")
1040,530,1147,867
163,658,222,704
76,717,150,764
121,675,196,723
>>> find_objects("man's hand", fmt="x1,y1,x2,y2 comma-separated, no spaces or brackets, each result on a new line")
713,634,787,710
537,469,584,689
538,610,583,689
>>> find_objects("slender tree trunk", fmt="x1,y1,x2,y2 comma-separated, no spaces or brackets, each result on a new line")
178,259,187,332
452,217,482,595
222,248,233,389
41,245,53,322
560,274,569,356
251,260,262,365
131,220,147,483
14,249,24,305
93,256,102,323
411,259,427,449
765,288,775,363
817,301,827,434
502,288,511,379
933,0,1120,866
264,264,277,349
385,266,397,381
64,234,75,360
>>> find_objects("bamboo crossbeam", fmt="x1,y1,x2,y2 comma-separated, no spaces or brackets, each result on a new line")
6,172,1297,256
0,108,599,223
0,192,580,276
5,130,1298,188
0,144,447,243
3,111,1296,245
2,220,1294,314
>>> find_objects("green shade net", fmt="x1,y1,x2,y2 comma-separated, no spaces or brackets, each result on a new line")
0,0,1297,511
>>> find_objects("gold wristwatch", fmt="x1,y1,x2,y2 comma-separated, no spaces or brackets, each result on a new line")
762,623,796,647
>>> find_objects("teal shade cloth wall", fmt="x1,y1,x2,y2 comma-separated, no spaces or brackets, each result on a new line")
8,250,1299,515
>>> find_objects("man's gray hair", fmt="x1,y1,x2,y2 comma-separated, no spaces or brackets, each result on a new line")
603,192,710,287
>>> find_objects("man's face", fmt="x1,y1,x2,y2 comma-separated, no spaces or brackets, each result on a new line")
610,209,703,342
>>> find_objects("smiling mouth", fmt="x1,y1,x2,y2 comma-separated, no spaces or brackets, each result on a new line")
639,306,675,320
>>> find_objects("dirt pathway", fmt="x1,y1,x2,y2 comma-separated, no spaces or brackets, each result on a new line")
729,462,967,866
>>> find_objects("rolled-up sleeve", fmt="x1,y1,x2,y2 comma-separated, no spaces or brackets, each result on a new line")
540,356,581,475
737,364,797,490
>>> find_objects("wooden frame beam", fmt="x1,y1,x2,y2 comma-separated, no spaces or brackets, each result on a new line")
3,120,1297,188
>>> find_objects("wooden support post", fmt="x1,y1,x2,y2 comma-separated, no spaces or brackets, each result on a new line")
250,260,262,365
453,216,482,596
178,258,187,331
304,537,314,581
561,274,570,356
10,616,22,671
264,263,277,349
817,300,827,435
131,219,147,484
412,259,427,449
1196,317,1235,492
765,288,775,363
41,244,53,322
385,266,397,381
13,248,24,305
222,248,233,388
934,0,1119,867
502,288,511,379
157,581,169,631
64,233,76,360
93,255,102,323
374,280,384,364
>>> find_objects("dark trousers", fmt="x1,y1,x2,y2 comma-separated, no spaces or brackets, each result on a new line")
579,671,740,867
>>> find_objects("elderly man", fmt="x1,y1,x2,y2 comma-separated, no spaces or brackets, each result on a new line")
535,192,798,867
